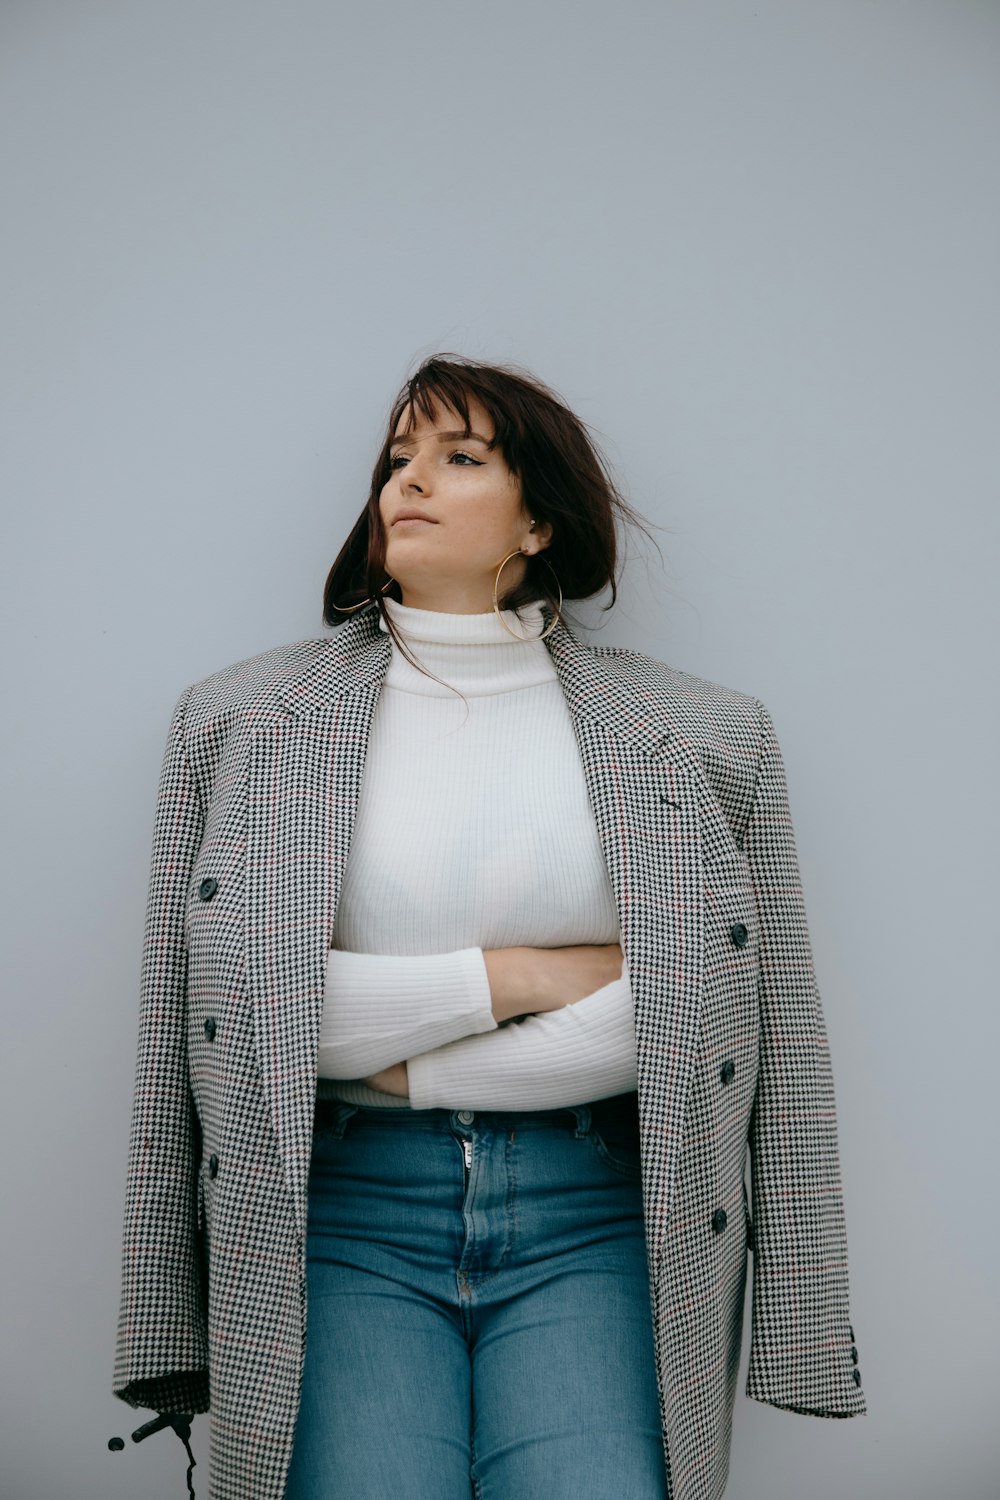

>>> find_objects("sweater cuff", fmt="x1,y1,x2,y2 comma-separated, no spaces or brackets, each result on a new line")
317,946,497,1079
406,973,637,1110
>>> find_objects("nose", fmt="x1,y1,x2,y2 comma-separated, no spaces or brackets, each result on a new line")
399,447,431,492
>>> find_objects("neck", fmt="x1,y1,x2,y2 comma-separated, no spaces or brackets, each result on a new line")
389,556,531,614
395,589,497,613
393,586,516,614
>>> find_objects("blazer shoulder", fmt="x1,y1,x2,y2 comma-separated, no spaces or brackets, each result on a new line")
586,643,769,836
590,641,766,744
180,633,340,731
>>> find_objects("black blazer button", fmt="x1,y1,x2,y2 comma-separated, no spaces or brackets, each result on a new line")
850,1345,858,1364
204,1017,217,1042
199,877,218,901
849,1324,855,1341
208,1153,219,1180
729,922,749,948
719,1059,736,1085
852,1368,862,1387
711,1207,728,1234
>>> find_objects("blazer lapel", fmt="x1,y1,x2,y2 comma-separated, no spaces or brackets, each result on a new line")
246,605,705,1265
245,613,392,1238
544,620,705,1270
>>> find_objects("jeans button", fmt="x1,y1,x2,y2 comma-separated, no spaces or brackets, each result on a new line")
457,1109,475,1124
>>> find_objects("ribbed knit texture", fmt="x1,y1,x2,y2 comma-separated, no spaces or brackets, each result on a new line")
317,594,637,1109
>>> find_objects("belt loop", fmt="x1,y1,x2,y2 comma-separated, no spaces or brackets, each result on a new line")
567,1103,591,1138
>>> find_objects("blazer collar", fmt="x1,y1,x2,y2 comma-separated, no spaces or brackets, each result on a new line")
273,603,676,763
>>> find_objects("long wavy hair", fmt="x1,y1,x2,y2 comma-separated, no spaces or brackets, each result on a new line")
323,353,659,680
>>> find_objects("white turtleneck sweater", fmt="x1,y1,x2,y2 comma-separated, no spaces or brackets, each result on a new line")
316,595,638,1110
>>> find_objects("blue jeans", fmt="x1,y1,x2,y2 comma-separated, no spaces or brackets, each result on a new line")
283,1090,669,1500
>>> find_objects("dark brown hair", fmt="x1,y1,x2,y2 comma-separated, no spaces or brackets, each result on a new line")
323,352,659,678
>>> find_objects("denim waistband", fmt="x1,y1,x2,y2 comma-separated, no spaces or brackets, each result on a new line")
314,1089,639,1137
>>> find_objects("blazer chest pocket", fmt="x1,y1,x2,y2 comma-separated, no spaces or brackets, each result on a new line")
698,785,747,879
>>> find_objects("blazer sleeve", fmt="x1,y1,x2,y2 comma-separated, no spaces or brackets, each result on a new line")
744,701,866,1416
112,684,211,1415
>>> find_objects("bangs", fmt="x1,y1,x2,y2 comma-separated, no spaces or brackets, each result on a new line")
387,365,508,460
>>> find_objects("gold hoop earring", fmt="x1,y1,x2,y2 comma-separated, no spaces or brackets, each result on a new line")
493,550,563,641
332,576,396,614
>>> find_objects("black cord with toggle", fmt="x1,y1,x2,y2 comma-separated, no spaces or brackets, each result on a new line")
108,1411,197,1497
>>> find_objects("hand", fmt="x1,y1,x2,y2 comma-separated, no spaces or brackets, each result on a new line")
362,1061,409,1097
483,944,624,1020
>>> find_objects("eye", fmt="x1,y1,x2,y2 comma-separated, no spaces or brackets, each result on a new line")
388,450,483,470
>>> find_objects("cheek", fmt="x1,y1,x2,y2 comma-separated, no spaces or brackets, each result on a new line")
461,504,514,558
471,483,522,538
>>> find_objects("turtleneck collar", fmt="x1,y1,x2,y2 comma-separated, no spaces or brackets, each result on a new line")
377,594,558,698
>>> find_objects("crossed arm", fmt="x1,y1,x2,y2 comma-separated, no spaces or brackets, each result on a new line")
319,943,638,1110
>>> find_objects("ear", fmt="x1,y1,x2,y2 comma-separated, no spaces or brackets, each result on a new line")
528,517,554,550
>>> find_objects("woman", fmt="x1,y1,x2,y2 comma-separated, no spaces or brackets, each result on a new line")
113,354,865,1500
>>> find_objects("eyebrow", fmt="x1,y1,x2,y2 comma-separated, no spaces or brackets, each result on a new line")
389,429,492,451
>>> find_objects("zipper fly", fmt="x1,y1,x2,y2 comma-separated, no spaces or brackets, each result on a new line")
462,1137,473,1169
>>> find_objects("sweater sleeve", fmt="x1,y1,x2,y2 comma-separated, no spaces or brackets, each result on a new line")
405,970,637,1110
316,946,498,1079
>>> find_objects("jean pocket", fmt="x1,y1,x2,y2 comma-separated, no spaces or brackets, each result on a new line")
585,1094,642,1178
312,1100,361,1142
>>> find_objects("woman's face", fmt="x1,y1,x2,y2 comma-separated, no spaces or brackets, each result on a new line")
378,393,552,613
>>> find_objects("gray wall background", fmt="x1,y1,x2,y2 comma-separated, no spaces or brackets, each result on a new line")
2,2,997,1496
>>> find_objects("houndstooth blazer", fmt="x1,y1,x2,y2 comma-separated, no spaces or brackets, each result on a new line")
113,602,866,1500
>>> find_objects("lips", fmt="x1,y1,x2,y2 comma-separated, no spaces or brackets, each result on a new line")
392,510,436,525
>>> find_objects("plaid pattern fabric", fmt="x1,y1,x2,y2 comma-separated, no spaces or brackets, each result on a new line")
113,603,865,1500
